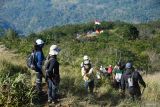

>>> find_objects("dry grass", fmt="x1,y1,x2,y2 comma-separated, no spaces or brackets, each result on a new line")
0,45,26,66
143,73,160,102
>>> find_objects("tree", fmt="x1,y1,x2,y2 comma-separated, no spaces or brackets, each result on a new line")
116,24,139,40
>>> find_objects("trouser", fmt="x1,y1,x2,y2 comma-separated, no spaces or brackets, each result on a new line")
36,72,42,92
113,80,121,89
128,87,141,100
84,80,94,94
47,79,58,101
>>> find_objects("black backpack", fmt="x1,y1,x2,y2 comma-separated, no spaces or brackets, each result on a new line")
26,52,37,70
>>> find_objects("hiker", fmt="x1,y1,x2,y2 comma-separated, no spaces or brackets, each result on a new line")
81,56,94,95
34,39,45,93
112,62,124,90
121,62,146,100
45,45,61,103
99,65,108,77
96,67,101,80
107,65,113,76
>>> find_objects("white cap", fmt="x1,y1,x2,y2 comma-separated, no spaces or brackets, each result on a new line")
36,39,44,45
49,45,61,55
83,55,89,60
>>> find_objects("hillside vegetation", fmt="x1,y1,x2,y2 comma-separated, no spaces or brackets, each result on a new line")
0,21,160,106
0,0,160,34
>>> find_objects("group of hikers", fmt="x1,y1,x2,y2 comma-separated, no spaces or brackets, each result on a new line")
28,38,146,104
27,39,60,104
81,55,146,101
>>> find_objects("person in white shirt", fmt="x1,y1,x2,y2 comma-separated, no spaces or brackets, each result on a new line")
81,56,94,94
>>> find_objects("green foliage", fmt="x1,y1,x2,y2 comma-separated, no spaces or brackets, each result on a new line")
115,24,139,40
0,21,158,71
0,60,34,107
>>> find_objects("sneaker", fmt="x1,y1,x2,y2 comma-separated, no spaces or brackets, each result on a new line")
48,100,52,103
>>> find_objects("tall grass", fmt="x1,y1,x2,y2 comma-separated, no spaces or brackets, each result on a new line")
0,48,160,106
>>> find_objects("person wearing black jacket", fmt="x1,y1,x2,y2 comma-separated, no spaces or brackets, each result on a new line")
121,62,146,100
45,45,61,104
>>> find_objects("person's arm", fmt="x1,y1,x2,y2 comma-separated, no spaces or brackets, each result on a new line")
47,59,55,74
137,72,146,88
46,59,55,78
88,68,93,74
81,68,86,77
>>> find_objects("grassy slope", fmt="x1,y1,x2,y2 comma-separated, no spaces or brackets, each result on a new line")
0,44,160,107
0,21,160,106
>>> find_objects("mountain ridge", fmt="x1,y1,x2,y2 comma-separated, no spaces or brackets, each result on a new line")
0,0,160,35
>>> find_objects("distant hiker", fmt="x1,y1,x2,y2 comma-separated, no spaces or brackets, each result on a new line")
96,67,101,80
99,65,107,74
81,57,94,95
104,65,113,79
108,65,113,75
112,62,124,90
45,45,61,104
121,62,146,100
32,39,45,93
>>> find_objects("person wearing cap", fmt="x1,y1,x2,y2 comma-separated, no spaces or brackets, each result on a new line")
33,39,45,93
112,62,124,90
81,56,94,95
121,62,146,100
45,45,61,104
81,55,92,68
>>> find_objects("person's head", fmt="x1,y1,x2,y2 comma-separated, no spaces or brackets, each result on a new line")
83,55,89,60
125,62,132,69
49,45,61,57
117,61,121,67
34,39,44,50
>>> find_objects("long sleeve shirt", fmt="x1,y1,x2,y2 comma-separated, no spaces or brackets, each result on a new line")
81,67,94,81
45,57,60,84
35,51,44,72
121,69,146,91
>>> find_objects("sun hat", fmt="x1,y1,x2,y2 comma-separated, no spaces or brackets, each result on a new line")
36,39,44,45
49,45,61,55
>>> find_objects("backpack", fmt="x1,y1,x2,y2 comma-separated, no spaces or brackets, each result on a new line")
26,52,37,70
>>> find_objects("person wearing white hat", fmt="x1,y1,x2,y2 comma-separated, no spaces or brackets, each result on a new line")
45,45,61,104
81,55,94,95
33,39,45,93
